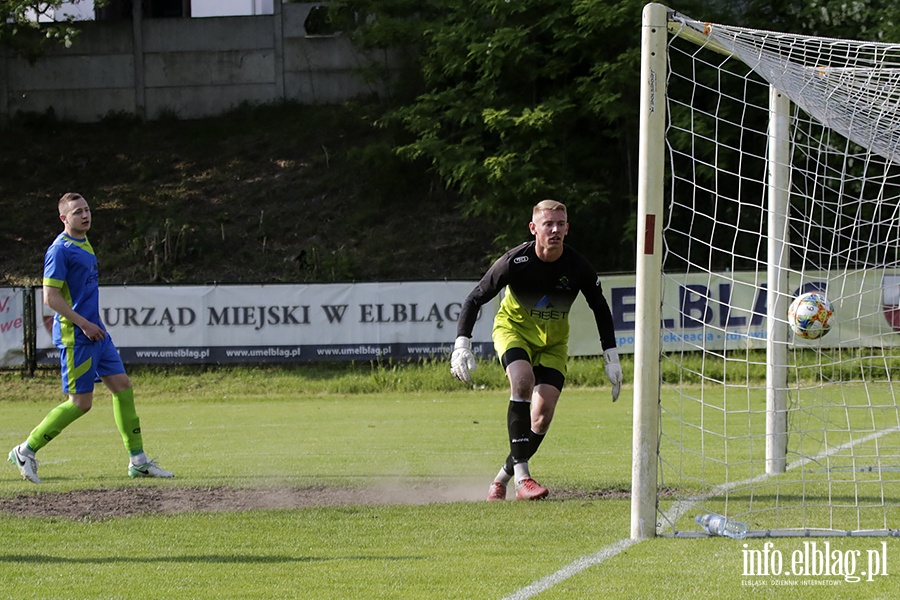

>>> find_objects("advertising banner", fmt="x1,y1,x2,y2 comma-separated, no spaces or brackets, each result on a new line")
584,270,900,356
34,282,498,365
9,270,900,367
0,288,24,367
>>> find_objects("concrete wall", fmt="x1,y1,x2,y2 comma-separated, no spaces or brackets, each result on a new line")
0,3,397,123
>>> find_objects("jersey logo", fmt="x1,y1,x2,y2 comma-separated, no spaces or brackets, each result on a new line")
513,256,529,264
530,296,569,320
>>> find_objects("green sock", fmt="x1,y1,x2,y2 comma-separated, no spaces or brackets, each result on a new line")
26,400,86,452
112,387,144,456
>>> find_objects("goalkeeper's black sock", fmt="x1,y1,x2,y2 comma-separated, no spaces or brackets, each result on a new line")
504,429,545,473
507,399,532,465
508,430,546,485
528,430,546,460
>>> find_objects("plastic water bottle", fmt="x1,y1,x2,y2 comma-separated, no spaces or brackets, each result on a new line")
695,513,748,539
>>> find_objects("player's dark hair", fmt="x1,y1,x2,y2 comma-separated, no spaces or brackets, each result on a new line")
58,192,85,214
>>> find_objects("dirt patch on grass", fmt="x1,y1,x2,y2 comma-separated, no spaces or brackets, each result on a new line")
0,485,630,520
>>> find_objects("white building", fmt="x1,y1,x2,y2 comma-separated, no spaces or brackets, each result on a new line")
51,0,275,20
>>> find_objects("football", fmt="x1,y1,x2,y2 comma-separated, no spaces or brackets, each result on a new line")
788,291,834,340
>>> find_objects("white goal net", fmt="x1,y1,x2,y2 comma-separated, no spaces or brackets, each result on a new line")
634,3,900,538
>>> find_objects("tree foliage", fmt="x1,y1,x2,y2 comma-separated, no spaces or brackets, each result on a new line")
338,0,647,267
735,0,900,41
337,0,900,269
0,1,101,59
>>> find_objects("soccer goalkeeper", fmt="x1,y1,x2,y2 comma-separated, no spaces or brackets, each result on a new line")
451,200,622,501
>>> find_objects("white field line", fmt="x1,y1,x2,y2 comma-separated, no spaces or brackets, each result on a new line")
502,424,900,600
500,538,639,600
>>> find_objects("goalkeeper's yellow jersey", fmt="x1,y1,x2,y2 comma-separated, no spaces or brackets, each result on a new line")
457,241,617,352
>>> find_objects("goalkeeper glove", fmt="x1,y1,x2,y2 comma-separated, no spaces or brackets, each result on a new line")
450,336,477,383
604,348,623,402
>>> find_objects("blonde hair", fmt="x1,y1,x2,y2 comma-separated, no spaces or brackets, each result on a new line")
58,192,85,214
532,199,567,219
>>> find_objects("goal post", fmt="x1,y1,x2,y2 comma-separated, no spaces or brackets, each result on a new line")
766,86,791,478
631,1,667,541
634,3,900,538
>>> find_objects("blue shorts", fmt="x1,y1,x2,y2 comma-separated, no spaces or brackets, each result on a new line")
58,334,126,395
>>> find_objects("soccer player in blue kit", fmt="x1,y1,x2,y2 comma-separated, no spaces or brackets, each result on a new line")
9,193,173,483
451,200,622,501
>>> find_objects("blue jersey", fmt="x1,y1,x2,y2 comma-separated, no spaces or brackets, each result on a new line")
43,232,102,347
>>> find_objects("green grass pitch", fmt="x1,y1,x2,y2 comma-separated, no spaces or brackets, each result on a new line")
2,365,898,599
